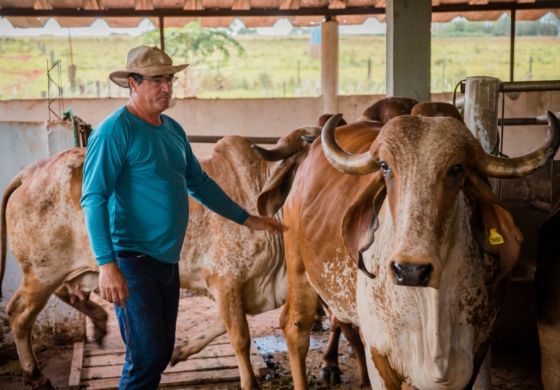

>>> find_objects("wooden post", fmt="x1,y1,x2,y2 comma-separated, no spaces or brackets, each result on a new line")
463,76,500,154
463,76,500,390
321,15,338,115
159,16,165,52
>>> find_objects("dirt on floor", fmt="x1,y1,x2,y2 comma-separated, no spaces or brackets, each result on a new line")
0,291,544,389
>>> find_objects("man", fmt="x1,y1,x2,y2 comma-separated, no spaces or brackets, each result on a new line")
81,45,283,389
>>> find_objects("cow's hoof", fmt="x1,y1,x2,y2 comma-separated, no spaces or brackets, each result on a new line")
320,366,341,385
93,326,107,346
170,346,184,367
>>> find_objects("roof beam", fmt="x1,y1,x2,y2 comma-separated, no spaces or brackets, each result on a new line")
0,6,384,17
1,1,559,17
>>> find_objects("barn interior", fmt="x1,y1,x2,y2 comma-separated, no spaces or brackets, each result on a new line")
1,1,560,389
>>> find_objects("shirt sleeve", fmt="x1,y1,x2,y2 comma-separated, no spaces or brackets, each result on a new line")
184,141,249,225
80,129,127,265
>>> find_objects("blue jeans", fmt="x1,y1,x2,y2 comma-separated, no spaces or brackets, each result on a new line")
115,253,180,390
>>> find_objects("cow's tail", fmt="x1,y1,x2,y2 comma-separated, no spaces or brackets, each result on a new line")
1,174,22,300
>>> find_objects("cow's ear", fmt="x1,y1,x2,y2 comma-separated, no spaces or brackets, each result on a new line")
465,173,523,284
341,172,386,264
256,152,307,216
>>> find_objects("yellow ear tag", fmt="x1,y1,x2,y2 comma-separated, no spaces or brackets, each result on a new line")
488,228,505,245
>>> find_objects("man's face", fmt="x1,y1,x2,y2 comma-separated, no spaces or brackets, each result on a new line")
130,74,175,114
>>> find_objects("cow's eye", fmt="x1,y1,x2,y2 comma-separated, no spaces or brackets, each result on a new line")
380,160,391,175
447,164,464,178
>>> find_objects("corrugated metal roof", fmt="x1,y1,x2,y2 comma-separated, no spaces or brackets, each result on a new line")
0,0,558,28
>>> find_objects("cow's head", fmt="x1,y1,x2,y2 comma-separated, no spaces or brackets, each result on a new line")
359,97,419,123
255,97,418,217
323,107,560,288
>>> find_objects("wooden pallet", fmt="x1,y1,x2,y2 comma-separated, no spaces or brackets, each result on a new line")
69,338,268,389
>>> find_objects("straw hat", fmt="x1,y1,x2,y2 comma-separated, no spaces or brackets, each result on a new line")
109,45,188,88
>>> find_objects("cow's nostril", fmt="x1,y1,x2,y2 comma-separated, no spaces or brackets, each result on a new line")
391,262,433,287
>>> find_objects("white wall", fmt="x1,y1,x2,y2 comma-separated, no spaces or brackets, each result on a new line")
0,121,83,349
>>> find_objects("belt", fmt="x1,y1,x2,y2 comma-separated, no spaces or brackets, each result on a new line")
116,251,147,259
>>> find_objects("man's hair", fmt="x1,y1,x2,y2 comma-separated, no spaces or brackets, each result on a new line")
128,73,143,94
128,73,144,87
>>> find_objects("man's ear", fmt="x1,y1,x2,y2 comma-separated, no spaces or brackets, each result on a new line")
465,173,523,284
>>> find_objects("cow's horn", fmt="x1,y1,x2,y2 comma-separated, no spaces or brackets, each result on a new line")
321,113,379,175
252,126,320,161
477,111,560,178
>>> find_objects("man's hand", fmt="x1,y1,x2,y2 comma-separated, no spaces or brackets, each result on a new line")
243,215,284,233
99,262,128,307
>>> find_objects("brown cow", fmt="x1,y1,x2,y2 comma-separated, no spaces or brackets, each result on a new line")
1,133,322,390
254,97,419,388
256,102,560,389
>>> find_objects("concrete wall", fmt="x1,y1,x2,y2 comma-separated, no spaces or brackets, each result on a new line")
2,92,558,158
0,121,83,350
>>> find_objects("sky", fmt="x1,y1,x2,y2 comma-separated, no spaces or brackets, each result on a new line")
0,16,387,37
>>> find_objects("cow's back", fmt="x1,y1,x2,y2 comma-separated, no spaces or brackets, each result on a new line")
6,148,96,286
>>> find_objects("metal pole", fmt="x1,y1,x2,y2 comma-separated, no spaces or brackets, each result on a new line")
159,16,165,52
510,8,516,82
461,80,560,93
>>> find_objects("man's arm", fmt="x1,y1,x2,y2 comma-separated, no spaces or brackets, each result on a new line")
81,131,128,306
183,142,283,233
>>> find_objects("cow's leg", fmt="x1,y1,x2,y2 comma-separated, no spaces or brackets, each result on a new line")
54,286,108,345
6,285,54,389
171,317,226,365
320,314,342,385
339,322,370,388
281,256,319,390
213,280,260,390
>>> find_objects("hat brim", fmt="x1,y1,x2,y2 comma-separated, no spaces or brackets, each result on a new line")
109,64,189,88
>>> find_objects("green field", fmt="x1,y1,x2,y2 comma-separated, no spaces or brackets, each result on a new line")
0,34,559,100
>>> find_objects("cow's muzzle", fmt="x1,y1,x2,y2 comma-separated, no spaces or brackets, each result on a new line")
391,262,433,287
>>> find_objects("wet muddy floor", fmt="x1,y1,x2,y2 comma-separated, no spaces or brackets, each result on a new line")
0,293,543,389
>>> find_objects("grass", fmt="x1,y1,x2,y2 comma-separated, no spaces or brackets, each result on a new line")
0,34,559,100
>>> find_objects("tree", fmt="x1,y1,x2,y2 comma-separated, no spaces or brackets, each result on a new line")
143,22,244,65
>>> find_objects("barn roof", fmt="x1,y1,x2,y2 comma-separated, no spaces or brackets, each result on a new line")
0,0,559,28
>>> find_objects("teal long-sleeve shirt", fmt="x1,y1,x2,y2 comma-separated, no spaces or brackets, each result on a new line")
81,106,249,266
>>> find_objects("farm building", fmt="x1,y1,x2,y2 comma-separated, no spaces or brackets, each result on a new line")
1,0,560,389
